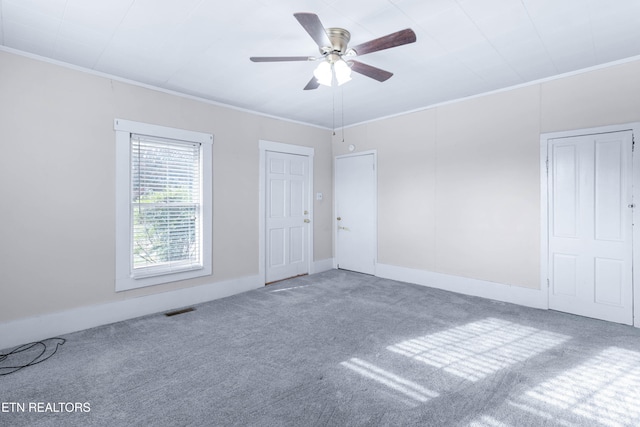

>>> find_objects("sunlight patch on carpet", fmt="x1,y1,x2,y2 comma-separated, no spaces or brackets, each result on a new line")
387,318,570,382
468,415,510,427
523,346,640,426
341,357,439,405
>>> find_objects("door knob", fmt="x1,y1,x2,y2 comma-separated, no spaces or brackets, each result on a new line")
304,219,310,223
337,217,342,221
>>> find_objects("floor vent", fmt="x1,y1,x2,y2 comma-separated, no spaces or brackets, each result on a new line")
164,307,195,317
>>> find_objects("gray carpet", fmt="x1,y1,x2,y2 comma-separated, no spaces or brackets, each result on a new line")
2,269,640,426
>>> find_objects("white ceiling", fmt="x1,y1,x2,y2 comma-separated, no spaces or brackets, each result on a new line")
2,0,640,128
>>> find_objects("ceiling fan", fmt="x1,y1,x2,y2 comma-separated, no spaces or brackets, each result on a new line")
250,13,417,90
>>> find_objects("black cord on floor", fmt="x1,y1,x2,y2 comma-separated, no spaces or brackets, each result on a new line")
0,338,66,376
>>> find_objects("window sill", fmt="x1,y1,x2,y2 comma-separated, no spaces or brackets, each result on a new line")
116,265,211,292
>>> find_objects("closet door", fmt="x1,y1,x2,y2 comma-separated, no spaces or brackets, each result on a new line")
548,131,633,324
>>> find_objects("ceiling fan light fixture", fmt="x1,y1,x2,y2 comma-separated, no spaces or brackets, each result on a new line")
334,59,352,86
313,60,333,86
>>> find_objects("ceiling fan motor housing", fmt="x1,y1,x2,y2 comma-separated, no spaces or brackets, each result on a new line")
323,28,351,56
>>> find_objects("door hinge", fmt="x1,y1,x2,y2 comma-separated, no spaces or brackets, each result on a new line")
545,157,549,173
547,278,550,288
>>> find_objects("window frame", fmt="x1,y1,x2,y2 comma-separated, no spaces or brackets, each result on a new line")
115,119,213,292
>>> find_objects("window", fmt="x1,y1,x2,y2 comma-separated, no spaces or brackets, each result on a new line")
115,119,212,291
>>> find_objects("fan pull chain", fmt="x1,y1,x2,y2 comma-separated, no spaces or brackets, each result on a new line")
341,87,345,142
332,86,336,136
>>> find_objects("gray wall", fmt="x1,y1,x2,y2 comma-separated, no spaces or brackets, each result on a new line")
3,47,640,325
0,50,332,323
334,59,640,289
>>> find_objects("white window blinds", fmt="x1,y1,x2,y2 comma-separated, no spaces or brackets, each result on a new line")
130,134,202,277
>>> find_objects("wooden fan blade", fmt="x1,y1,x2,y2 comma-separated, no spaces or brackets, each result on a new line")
294,13,331,48
303,76,320,90
350,28,416,56
349,60,393,82
250,56,314,62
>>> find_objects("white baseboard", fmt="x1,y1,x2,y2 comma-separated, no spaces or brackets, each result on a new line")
0,266,549,350
313,258,334,274
0,275,262,350
376,263,548,310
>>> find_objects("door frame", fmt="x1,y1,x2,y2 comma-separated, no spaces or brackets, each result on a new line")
334,150,378,273
540,122,640,327
259,140,315,285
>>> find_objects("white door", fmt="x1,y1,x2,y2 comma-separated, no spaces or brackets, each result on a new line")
266,151,310,283
335,153,376,275
548,131,633,324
